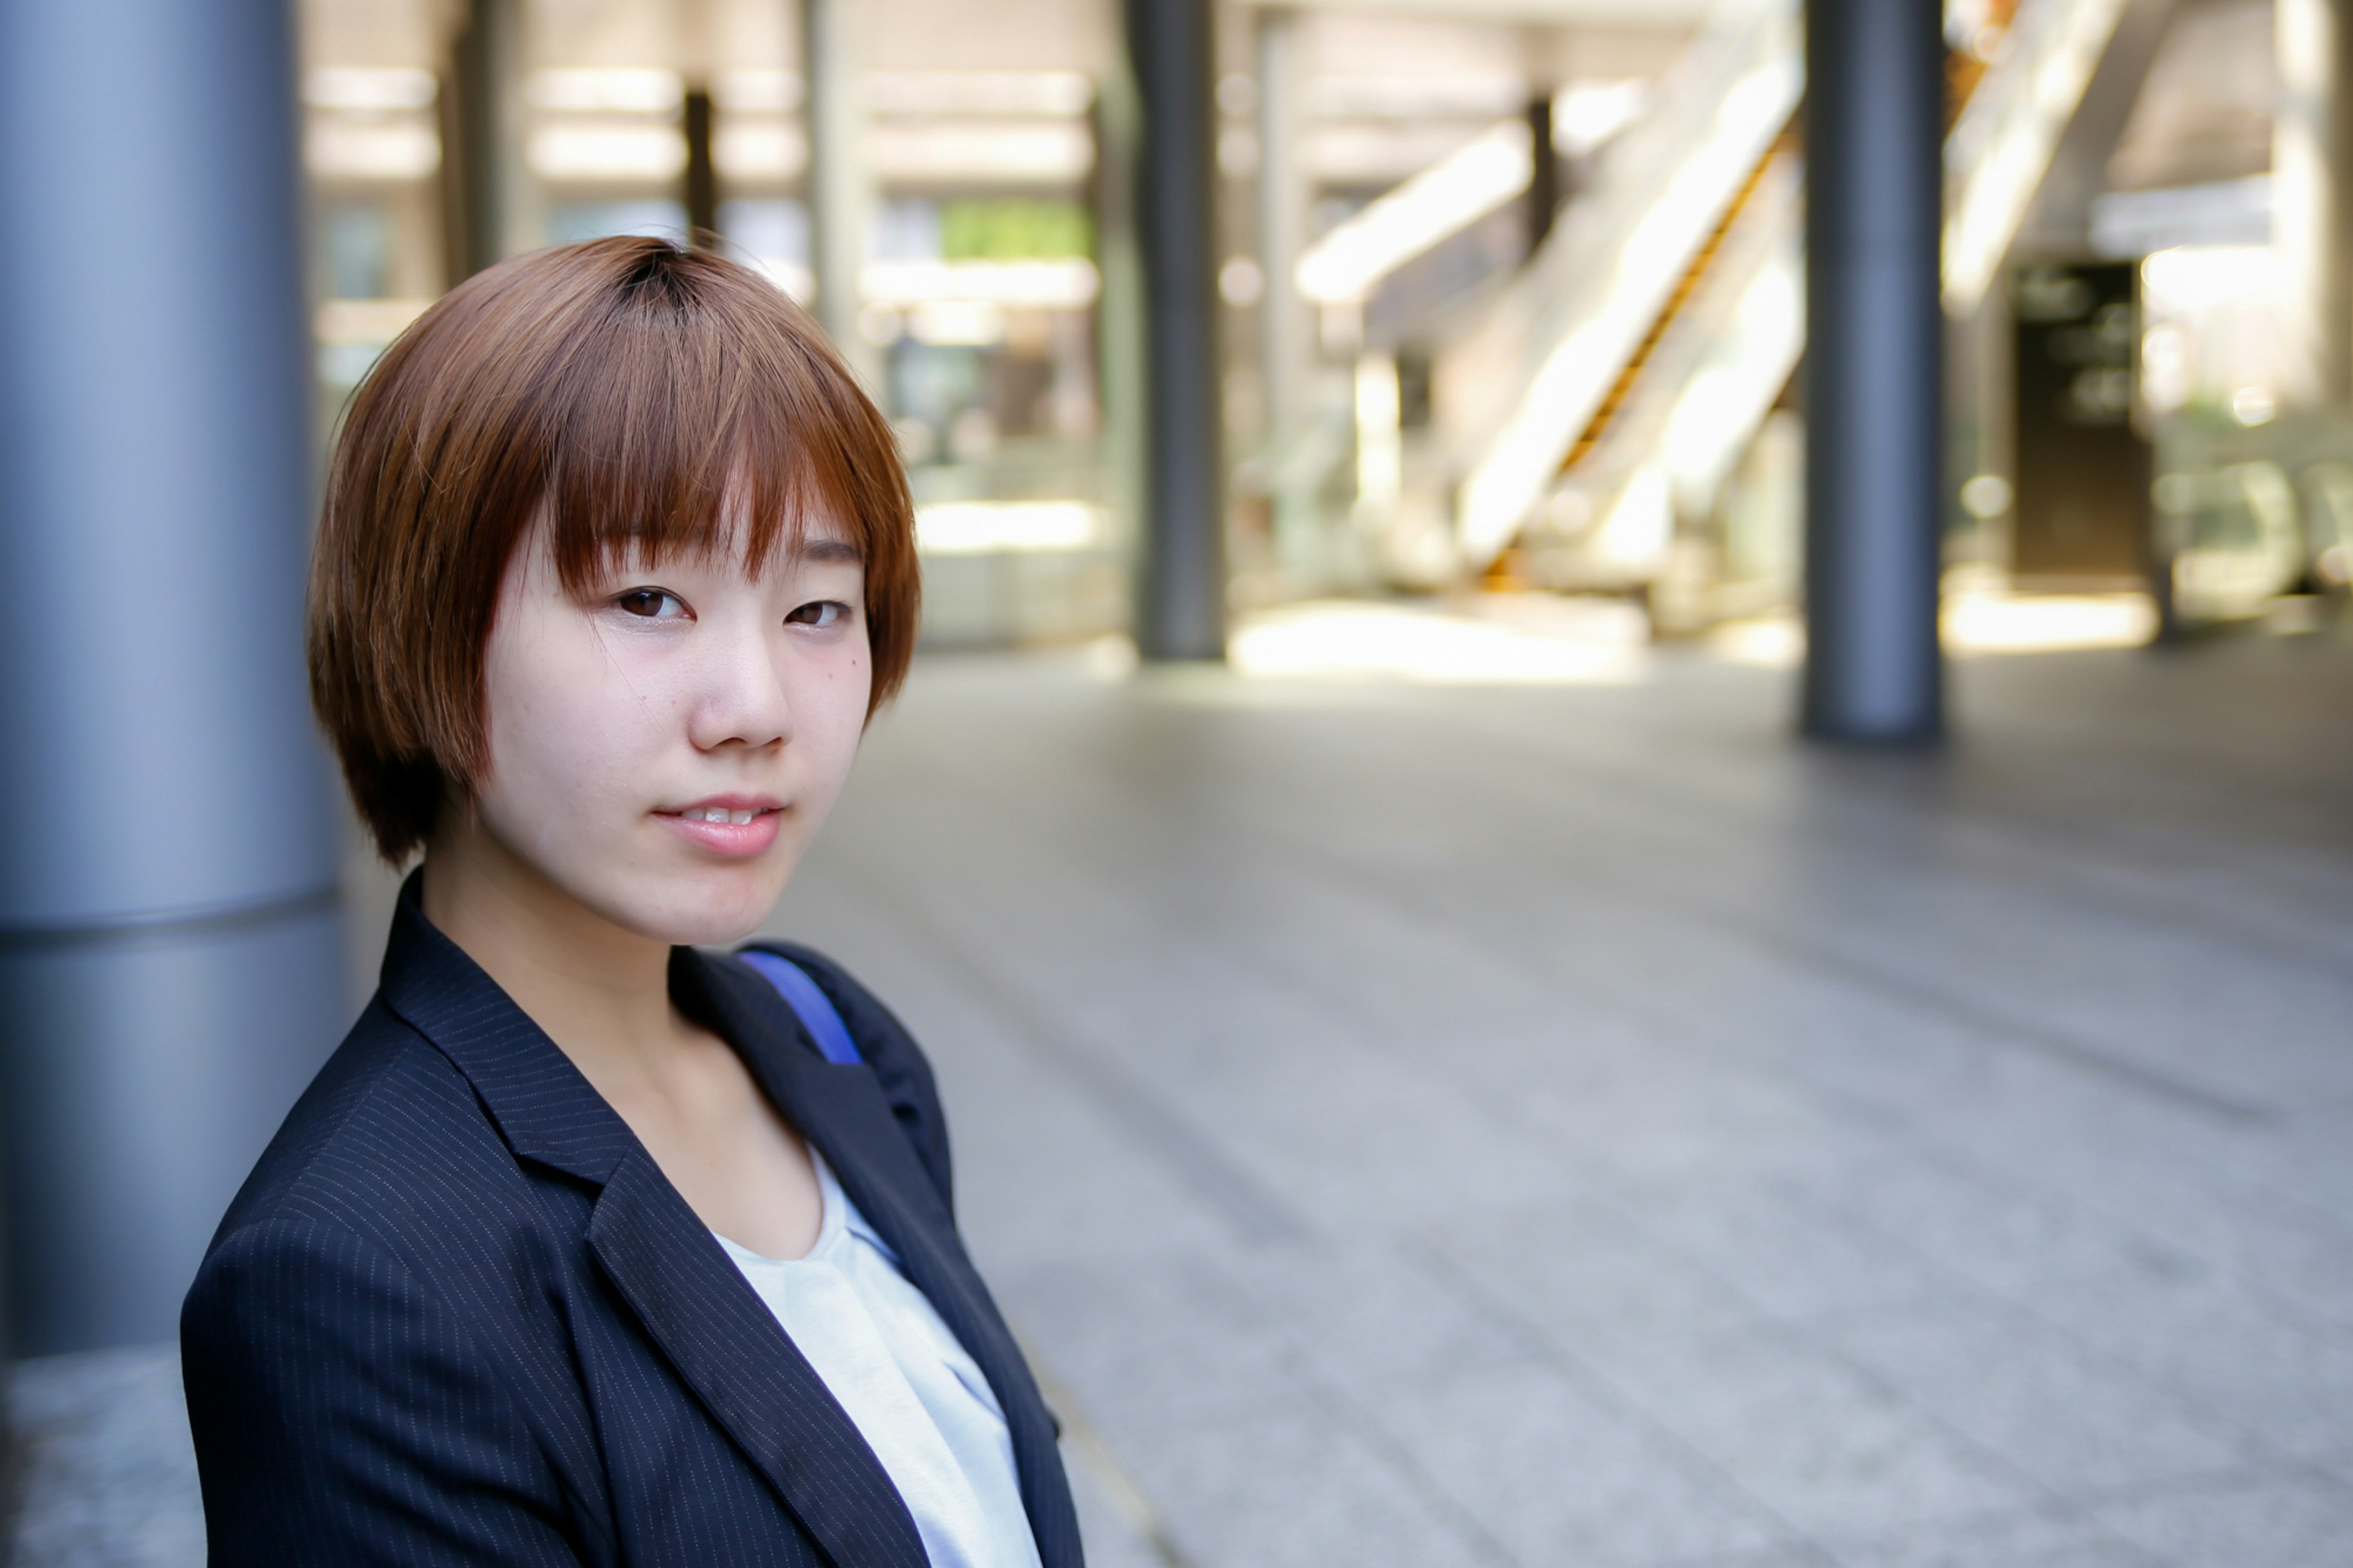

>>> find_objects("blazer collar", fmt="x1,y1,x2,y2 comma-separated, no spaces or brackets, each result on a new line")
373,874,930,1568
374,873,642,1184
375,877,1010,1379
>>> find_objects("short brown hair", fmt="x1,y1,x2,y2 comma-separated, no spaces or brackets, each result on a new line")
309,237,919,863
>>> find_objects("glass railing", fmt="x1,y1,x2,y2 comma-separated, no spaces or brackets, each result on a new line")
2153,411,2353,624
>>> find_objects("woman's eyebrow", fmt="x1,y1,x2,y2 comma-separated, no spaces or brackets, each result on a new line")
796,537,863,564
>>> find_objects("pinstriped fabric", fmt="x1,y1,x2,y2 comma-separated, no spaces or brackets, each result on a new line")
181,880,1083,1568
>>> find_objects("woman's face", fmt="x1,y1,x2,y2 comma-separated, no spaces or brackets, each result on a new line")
467,512,874,947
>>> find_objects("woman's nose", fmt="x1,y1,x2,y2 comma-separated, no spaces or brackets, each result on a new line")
688,621,794,752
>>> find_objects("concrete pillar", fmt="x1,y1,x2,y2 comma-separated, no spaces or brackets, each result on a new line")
443,0,532,283
0,0,344,1354
2276,0,2353,408
1256,8,1308,443
804,0,878,385
1126,0,1227,661
1802,0,1946,743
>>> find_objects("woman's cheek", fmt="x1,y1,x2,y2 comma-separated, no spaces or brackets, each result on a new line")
572,648,669,762
507,670,640,835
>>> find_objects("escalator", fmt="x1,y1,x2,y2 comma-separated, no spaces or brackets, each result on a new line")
1426,0,2143,614
1435,0,1803,573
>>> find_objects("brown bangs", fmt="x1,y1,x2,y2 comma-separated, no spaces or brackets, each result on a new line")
535,245,880,593
309,236,919,863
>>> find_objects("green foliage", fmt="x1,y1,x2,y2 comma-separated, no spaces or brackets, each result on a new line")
940,200,1094,260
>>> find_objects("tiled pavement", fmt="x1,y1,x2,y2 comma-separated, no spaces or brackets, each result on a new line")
759,623,2353,1568
11,621,2352,1566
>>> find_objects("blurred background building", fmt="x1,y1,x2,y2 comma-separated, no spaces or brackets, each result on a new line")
293,0,2351,640
6,0,2353,1561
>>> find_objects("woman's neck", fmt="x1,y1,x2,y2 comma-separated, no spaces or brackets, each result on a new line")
419,814,686,1085
417,806,824,1259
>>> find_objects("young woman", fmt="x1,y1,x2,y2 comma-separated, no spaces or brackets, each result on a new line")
180,237,1079,1568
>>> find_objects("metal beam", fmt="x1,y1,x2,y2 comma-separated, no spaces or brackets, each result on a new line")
1803,0,1945,743
1524,92,1559,254
684,85,720,244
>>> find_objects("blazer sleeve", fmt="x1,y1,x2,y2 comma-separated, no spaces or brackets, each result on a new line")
746,942,955,1221
182,1217,585,1568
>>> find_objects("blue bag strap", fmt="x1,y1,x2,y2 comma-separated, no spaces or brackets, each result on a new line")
736,949,863,1066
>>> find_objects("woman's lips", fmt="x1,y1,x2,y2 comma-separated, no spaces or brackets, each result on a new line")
655,798,784,858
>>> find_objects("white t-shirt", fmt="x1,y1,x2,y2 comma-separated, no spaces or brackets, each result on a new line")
713,1154,1043,1568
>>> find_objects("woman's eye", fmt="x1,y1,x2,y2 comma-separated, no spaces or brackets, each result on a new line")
614,588,687,620
787,600,847,627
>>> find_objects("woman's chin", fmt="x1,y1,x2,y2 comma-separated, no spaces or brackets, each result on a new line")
619,871,790,949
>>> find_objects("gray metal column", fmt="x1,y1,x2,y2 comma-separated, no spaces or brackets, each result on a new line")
1803,0,1946,743
2276,0,2353,407
1256,7,1308,443
0,0,344,1355
804,0,877,385
443,0,532,282
1126,0,1227,661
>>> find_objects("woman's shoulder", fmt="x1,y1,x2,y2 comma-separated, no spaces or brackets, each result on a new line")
719,942,957,1217
202,996,553,1280
720,944,936,1087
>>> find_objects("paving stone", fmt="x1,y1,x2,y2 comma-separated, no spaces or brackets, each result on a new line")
1613,1176,1957,1321
2308,1452,2353,1492
6,1345,202,1568
1366,1362,1803,1567
1779,1153,2188,1300
1808,1297,2257,1493
1822,1504,2162,1567
2023,1265,2353,1457
1112,1403,1501,1568
1431,1197,1765,1354
1232,1232,1537,1389
993,1252,1312,1449
1566,1324,2040,1539
1060,1443,1172,1568
1912,1102,2353,1329
2091,1472,2353,1567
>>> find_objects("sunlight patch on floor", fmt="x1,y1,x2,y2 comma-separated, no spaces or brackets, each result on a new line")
1712,591,2161,668
1228,597,1651,686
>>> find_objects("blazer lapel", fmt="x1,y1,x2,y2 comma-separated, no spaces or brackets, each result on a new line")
585,1152,930,1568
688,952,1084,1568
376,882,930,1568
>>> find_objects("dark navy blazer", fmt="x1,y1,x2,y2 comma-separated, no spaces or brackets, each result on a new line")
181,883,1082,1567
